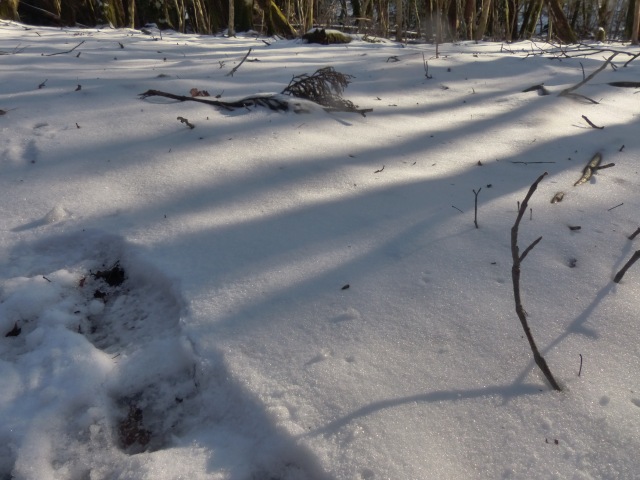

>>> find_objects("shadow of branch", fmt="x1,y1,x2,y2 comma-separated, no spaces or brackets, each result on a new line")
306,383,546,437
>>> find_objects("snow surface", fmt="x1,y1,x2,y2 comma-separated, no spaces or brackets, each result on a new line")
1,21,640,479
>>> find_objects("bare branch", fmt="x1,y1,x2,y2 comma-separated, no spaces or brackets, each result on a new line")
511,172,562,391
614,251,640,283
559,53,617,98
226,48,252,77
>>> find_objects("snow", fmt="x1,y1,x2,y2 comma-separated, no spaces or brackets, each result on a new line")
1,21,640,479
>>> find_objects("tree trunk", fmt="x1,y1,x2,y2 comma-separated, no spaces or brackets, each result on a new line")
548,0,577,42
0,0,19,20
396,0,404,40
633,0,640,43
257,0,297,36
519,0,542,38
464,0,475,39
476,0,492,40
127,0,136,28
229,0,236,35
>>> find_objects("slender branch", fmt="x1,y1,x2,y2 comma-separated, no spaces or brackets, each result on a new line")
519,236,542,263
613,251,640,283
574,152,602,186
473,188,481,229
226,48,252,77
43,40,85,57
559,53,617,98
581,115,604,129
629,227,640,240
511,172,562,391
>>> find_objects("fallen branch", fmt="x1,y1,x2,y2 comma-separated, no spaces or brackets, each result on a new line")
281,67,372,115
574,153,602,186
226,48,252,77
141,67,372,116
559,53,617,101
511,172,562,391
629,227,640,240
581,115,604,129
608,81,640,88
43,40,85,57
522,84,550,95
613,251,640,283
140,89,290,111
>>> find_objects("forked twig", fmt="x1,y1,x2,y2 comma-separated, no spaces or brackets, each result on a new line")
511,172,562,391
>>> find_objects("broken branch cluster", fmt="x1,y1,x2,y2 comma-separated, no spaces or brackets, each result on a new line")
281,67,366,114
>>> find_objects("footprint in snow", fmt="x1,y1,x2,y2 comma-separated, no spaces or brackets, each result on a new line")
0,230,326,479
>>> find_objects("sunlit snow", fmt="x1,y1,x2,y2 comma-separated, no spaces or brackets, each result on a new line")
1,21,639,479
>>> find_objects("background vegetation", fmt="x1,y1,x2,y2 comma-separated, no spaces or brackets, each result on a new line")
2,0,639,43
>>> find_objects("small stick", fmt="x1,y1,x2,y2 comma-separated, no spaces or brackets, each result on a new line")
613,250,640,283
578,354,583,376
43,40,85,57
177,116,195,129
511,161,556,164
473,188,481,228
607,203,623,211
530,208,533,221
422,53,432,79
592,163,615,171
226,48,252,77
38,79,48,89
581,115,604,129
629,227,640,240
452,205,463,213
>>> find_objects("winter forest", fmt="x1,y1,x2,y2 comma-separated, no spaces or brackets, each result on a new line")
2,0,640,43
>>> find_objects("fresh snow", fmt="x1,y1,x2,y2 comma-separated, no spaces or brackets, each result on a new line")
1,21,639,480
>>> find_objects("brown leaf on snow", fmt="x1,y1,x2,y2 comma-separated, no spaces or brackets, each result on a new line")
190,88,210,97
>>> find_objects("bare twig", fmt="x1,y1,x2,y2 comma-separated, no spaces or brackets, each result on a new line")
607,203,623,211
422,53,432,79
473,188,481,228
226,48,252,77
511,161,556,165
613,250,640,283
574,152,602,186
43,40,85,57
511,172,562,391
559,53,617,100
581,115,604,129
177,116,195,129
629,227,640,240
578,354,583,376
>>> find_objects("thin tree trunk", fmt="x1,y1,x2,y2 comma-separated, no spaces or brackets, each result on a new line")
476,0,492,39
396,0,404,40
633,0,640,43
548,0,577,42
229,0,236,35
464,0,475,39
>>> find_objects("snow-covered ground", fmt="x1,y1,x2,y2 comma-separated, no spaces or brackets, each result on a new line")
1,21,639,479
